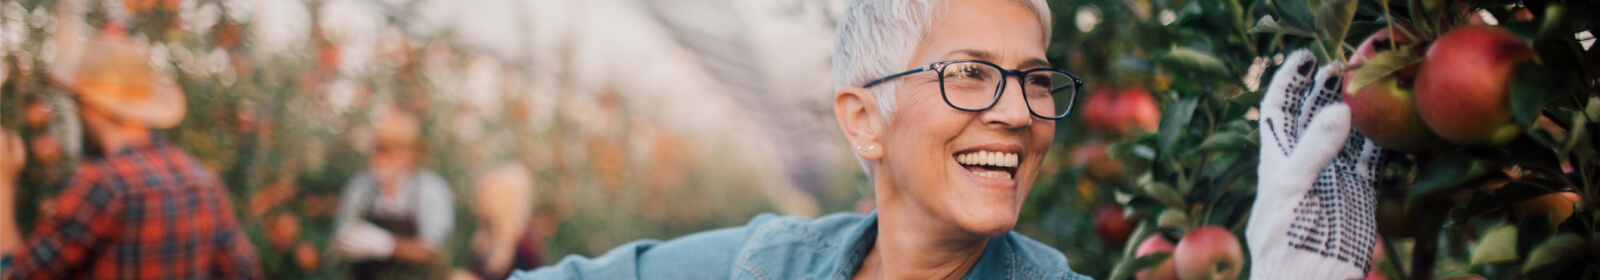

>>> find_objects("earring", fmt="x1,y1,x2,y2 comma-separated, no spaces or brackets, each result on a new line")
861,145,875,152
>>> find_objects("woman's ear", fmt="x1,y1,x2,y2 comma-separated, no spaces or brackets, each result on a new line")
834,86,885,160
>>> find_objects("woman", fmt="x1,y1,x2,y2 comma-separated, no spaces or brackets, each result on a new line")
514,0,1089,279
469,162,548,280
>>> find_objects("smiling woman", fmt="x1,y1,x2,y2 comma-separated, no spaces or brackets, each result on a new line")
510,0,1090,279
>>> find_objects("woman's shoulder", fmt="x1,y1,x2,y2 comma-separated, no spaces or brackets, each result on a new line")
512,212,868,279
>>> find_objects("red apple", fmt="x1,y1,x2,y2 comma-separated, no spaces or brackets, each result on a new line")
1173,226,1244,280
1344,25,1439,151
1080,87,1159,137
1117,88,1161,136
1094,203,1137,246
1511,8,1534,22
1513,191,1581,228
1135,234,1178,280
23,101,51,129
1369,236,1388,280
1346,75,1439,150
267,213,301,252
1366,270,1387,280
1415,26,1532,147
294,241,319,270
1081,87,1120,133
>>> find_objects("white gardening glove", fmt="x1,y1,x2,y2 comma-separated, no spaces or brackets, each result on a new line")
1247,50,1389,280
334,222,395,260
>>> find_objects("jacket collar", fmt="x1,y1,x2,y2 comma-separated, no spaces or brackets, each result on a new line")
806,211,1021,280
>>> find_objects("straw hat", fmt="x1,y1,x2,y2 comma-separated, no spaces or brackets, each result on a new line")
51,29,185,129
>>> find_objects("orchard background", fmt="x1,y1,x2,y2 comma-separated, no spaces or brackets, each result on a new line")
0,0,1596,279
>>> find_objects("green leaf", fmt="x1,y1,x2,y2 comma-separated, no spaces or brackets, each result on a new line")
1197,131,1251,153
1159,48,1234,81
1116,189,1137,205
1522,234,1597,274
1157,208,1189,229
1109,252,1173,280
1406,153,1496,210
1343,21,1387,48
1227,90,1265,107
1510,62,1580,128
1586,97,1599,120
1273,0,1317,31
1312,0,1360,61
1470,225,1518,265
1345,49,1421,94
1250,16,1317,37
1123,221,1157,258
1532,4,1587,76
1144,181,1189,210
1158,96,1200,157
1515,213,1551,259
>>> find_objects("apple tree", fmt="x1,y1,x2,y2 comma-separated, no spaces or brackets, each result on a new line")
1029,0,1599,278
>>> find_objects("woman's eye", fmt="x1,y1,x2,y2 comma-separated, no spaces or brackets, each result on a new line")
1027,75,1051,87
944,65,984,79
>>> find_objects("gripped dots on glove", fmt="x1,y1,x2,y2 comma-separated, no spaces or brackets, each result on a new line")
1247,50,1392,280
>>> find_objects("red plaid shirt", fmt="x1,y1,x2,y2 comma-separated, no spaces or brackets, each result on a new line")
4,142,262,279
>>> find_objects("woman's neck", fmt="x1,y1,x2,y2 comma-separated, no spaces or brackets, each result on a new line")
855,181,991,280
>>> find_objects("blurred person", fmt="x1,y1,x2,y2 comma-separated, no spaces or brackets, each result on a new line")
513,0,1092,279
468,162,546,280
331,106,455,280
1,26,262,279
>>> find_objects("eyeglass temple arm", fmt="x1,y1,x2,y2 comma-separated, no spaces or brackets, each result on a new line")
860,67,928,88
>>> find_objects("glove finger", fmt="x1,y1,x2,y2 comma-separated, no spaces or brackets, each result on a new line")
1295,65,1347,135
1259,50,1319,161
1286,104,1352,184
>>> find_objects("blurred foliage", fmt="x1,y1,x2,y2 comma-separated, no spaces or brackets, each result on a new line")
0,0,827,278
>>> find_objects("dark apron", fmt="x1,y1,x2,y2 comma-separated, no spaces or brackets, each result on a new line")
470,224,547,280
351,175,425,280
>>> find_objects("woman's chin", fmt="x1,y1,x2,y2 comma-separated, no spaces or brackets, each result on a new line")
953,209,1020,237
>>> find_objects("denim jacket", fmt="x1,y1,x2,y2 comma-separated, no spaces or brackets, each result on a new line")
509,211,1092,280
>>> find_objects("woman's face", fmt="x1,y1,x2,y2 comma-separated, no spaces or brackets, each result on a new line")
879,0,1054,236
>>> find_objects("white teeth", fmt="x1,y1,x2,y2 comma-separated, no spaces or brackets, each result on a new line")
954,150,1020,168
970,170,1013,179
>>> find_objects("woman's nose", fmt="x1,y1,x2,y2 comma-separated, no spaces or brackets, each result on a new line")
980,77,1033,128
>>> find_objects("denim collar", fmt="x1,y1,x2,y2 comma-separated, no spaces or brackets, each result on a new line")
739,211,1027,280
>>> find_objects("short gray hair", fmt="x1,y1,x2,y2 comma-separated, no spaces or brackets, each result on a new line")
833,0,1053,178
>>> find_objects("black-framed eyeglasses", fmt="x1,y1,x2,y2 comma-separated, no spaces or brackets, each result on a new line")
863,60,1082,120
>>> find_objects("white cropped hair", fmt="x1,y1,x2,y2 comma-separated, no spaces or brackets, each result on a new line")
833,0,1053,179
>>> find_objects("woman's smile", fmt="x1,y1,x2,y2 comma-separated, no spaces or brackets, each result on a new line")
951,143,1023,189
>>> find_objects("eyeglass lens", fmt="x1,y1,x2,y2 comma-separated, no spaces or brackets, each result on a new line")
938,61,1076,118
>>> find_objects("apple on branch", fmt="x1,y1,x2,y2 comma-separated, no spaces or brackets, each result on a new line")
1414,26,1533,147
